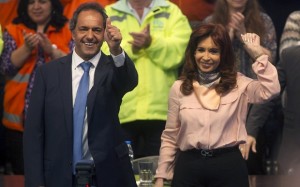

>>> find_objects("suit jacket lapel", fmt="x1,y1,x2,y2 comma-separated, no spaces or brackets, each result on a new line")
59,54,73,137
87,54,110,123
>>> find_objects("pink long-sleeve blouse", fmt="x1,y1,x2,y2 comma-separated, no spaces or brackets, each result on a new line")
155,55,280,180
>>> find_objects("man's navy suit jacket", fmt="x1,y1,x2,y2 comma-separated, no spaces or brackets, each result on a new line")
277,46,300,172
23,52,138,187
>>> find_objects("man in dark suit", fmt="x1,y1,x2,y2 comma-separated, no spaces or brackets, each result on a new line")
23,2,138,187
241,45,300,176
276,45,300,175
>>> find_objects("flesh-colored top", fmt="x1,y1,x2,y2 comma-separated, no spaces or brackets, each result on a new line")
155,55,280,179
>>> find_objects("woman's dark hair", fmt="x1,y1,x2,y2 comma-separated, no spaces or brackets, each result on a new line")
211,0,265,38
13,0,67,32
69,2,108,32
180,23,237,95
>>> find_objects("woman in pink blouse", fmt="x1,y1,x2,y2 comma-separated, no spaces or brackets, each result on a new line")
154,24,280,187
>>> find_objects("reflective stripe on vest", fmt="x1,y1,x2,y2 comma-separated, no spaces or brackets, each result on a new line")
154,12,170,19
110,14,127,22
3,111,22,124
12,73,30,83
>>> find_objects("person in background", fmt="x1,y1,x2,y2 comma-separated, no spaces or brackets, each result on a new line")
245,44,300,177
170,0,216,29
258,45,300,176
0,25,5,174
204,0,276,69
0,25,3,53
279,10,300,56
259,0,300,61
23,2,138,186
62,0,117,19
274,12,300,174
245,8,300,174
104,0,191,159
204,0,279,174
0,3,18,146
154,23,280,187
0,0,118,27
0,0,72,174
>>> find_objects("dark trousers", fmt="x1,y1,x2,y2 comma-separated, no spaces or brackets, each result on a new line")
0,74,5,172
121,120,165,158
172,147,249,187
5,128,24,174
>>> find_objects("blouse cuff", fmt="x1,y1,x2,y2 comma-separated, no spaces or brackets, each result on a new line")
251,54,269,74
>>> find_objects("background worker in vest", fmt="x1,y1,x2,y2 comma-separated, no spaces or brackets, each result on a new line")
0,0,72,174
104,0,192,159
0,24,5,174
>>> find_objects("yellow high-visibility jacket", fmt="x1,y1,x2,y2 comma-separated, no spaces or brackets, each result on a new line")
105,0,192,123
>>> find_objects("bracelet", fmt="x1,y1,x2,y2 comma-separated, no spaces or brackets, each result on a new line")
50,44,58,59
52,44,57,49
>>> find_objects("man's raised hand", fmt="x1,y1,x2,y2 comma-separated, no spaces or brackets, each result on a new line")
105,17,122,55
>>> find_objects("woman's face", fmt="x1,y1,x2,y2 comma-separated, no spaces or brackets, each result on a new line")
27,0,52,25
226,0,248,11
194,36,221,73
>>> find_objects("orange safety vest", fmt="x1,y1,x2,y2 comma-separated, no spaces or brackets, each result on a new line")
0,0,18,30
170,0,215,21
3,23,72,131
63,0,117,19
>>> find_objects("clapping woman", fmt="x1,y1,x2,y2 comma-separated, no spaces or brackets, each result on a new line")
0,0,72,174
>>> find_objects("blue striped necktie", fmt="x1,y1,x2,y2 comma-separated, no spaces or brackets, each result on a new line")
73,61,92,173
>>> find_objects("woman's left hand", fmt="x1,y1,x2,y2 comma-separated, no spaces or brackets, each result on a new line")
37,32,53,55
241,33,265,60
228,12,246,41
23,31,39,50
239,136,257,160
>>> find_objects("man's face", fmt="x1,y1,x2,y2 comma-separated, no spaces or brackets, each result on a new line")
72,10,105,61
